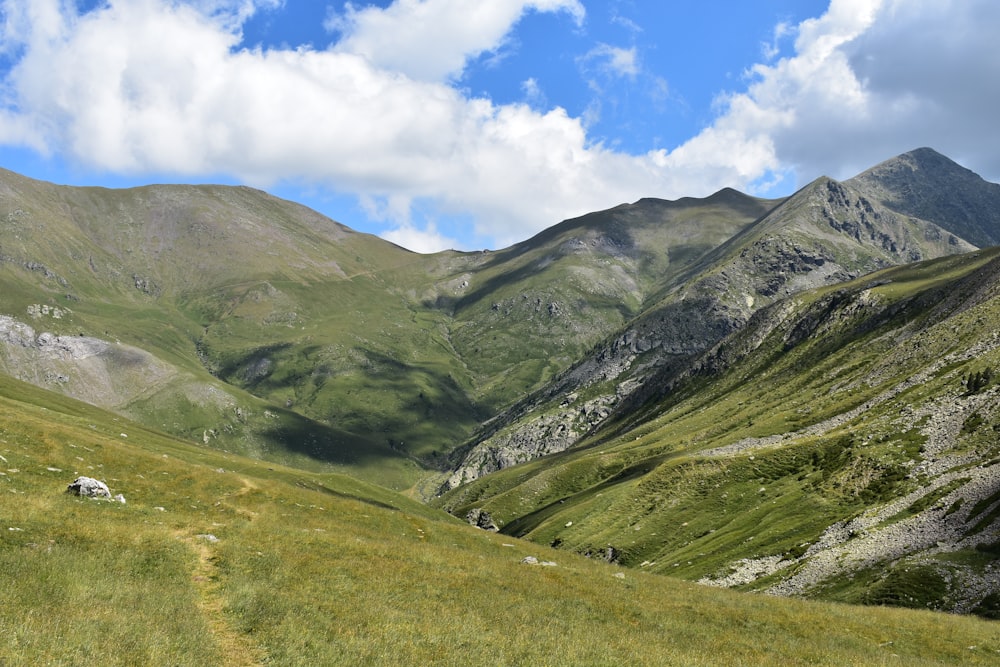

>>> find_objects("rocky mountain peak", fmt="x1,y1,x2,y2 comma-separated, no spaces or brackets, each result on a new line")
847,147,1000,248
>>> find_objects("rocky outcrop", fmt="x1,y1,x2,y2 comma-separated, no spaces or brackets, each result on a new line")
466,508,499,531
445,393,618,490
66,476,111,498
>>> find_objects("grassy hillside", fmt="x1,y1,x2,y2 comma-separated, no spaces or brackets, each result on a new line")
437,247,1000,614
2,150,997,494
0,168,776,487
1,375,998,665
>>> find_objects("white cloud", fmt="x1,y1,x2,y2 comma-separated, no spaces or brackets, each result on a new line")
520,77,546,108
382,222,459,253
610,13,642,36
0,0,700,252
579,43,640,81
695,0,1000,188
761,21,793,61
0,0,996,253
328,0,585,82
573,42,641,135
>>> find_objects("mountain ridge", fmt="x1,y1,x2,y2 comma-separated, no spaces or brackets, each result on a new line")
441,150,988,491
1,149,997,493
436,246,1000,614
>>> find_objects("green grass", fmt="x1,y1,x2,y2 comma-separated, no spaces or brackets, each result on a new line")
2,174,774,488
0,173,796,495
2,376,998,665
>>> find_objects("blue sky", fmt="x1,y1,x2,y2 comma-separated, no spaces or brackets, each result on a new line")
0,1,997,252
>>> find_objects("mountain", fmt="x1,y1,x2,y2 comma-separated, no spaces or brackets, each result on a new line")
0,169,438,487
0,168,777,488
847,147,1000,248
436,246,1000,614
4,148,1000,625
442,149,988,491
0,149,997,491
1,149,999,494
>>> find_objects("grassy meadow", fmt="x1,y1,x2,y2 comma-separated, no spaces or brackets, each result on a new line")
1,375,998,665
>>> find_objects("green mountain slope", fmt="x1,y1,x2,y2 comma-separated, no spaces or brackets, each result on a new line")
440,188,777,408
1,375,997,665
1,147,998,503
436,247,1000,614
0,168,777,488
443,149,988,490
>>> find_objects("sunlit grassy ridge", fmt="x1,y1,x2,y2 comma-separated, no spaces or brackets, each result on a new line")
2,375,998,665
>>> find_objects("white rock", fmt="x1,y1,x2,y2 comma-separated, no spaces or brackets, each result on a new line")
66,476,111,498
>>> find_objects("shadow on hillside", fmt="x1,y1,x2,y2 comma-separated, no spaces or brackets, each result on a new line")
254,346,485,470
498,453,673,539
289,477,402,512
258,406,405,468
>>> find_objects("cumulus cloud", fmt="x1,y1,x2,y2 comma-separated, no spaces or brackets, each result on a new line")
704,0,1000,187
328,0,585,82
0,0,995,252
0,0,692,250
381,222,458,254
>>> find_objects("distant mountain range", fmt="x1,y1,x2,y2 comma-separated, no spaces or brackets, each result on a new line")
3,148,1000,613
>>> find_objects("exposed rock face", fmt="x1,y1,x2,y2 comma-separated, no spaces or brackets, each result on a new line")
847,147,1000,249
0,315,177,409
66,476,111,498
446,393,618,490
465,508,498,531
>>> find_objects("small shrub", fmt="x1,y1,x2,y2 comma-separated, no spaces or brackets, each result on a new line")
962,412,985,435
975,540,1000,556
972,592,1000,620
962,367,994,395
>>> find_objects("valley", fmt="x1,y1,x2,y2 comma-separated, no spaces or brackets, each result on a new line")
3,147,1000,663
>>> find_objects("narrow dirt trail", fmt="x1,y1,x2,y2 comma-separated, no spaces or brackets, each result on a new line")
180,533,266,666
176,519,266,665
